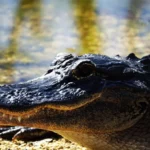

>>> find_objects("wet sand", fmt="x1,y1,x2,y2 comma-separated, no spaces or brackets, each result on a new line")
0,138,87,150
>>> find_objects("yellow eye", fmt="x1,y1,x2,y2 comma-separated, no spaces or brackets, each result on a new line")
72,62,95,79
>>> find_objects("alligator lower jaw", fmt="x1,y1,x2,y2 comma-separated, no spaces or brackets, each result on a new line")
0,110,32,127
0,106,58,127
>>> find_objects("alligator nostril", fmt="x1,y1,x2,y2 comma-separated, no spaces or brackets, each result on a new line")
45,69,53,75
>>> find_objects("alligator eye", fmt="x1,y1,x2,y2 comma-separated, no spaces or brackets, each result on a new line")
72,62,95,79
136,100,149,112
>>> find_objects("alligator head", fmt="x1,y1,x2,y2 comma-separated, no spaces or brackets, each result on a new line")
0,53,149,149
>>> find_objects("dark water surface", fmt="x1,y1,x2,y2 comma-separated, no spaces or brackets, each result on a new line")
0,0,149,83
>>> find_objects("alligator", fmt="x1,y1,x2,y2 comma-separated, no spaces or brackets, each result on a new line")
0,53,149,150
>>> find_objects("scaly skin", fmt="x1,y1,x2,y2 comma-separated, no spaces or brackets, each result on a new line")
0,53,149,150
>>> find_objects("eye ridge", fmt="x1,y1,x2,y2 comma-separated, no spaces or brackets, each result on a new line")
72,62,95,79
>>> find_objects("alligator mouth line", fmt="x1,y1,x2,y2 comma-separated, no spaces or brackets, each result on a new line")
0,112,27,123
0,107,65,124
0,92,102,121
0,107,58,124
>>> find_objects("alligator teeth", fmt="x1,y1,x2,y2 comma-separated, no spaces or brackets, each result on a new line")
18,117,21,122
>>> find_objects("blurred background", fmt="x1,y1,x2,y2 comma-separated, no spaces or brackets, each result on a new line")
0,0,149,84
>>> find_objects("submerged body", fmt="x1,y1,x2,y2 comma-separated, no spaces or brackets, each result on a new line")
0,53,149,149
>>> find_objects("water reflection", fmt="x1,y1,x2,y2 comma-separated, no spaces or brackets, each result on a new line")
0,0,42,83
71,0,103,54
126,0,146,55
0,0,149,83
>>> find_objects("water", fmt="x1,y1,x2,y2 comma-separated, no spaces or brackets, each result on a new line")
0,0,149,83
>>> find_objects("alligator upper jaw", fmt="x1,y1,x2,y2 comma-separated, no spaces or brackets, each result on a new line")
0,91,101,118
0,91,102,130
0,69,104,116
0,78,148,134
0,71,147,118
